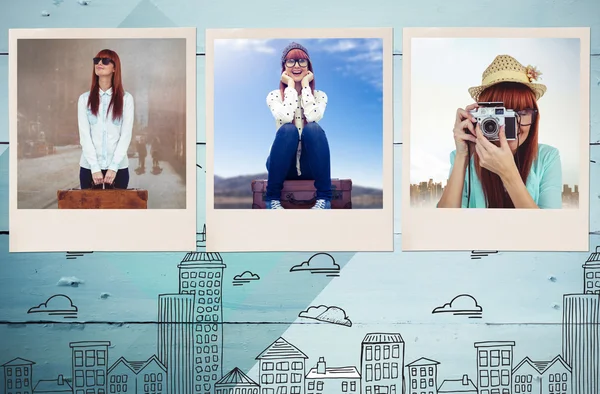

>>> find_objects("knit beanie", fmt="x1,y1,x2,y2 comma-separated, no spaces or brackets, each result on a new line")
281,42,310,63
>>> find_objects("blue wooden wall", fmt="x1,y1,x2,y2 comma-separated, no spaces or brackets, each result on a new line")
1,1,599,394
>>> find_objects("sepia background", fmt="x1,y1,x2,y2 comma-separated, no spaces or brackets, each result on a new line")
16,38,187,209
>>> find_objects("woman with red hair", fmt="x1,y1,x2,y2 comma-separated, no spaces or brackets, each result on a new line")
77,49,134,189
437,54,562,209
264,42,332,209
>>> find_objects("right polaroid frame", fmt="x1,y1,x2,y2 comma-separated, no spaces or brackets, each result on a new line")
402,27,591,252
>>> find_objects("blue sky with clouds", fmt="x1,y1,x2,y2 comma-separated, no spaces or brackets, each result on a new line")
213,38,384,189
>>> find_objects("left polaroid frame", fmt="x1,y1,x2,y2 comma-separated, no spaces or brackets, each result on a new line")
205,28,394,253
8,28,198,253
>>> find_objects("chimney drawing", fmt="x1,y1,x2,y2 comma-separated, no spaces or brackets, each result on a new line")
317,357,326,374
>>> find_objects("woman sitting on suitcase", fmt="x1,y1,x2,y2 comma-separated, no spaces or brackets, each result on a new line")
77,49,134,189
264,42,332,209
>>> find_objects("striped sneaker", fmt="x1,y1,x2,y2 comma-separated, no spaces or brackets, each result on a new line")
266,200,285,209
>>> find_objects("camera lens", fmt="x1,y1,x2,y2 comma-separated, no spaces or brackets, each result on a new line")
481,118,498,137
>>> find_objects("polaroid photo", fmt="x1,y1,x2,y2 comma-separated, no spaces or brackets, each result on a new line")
205,28,394,252
402,27,590,251
9,27,197,252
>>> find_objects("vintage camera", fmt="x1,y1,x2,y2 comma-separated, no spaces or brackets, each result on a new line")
468,102,517,141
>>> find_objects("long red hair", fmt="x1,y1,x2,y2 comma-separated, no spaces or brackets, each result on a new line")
87,49,125,121
475,82,540,208
279,48,315,99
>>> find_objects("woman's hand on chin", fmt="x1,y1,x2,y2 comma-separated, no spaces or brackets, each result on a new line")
281,72,294,87
301,71,314,89
474,124,519,181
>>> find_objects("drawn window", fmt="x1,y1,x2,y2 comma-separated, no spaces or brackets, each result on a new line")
351,381,356,391
501,351,510,365
411,368,417,376
420,368,426,377
97,370,105,386
420,379,426,389
292,362,303,370
16,367,22,376
491,390,500,394
555,383,560,391
87,390,95,394
527,375,531,383
276,374,288,383
515,385,520,393
502,390,509,394
207,280,213,287
182,281,189,288
98,350,106,366
291,387,301,394
308,381,315,390
428,367,433,375
85,350,95,367
429,378,433,386
16,379,22,388
199,281,205,287
561,373,567,381
596,280,600,287
215,272,221,278
374,346,381,361
317,382,323,391
383,363,390,379
365,346,373,361
292,373,301,383
191,272,197,278
490,370,500,387
182,272,189,279
549,374,554,382
383,345,390,359
216,281,221,287
412,381,417,389
366,387,372,394
563,383,567,391
391,363,398,379
75,351,84,367
392,345,400,358
342,382,348,392
478,351,488,367
490,351,500,367
263,362,274,371
6,368,11,376
500,370,509,385
6,380,11,389
198,272,205,278
366,365,373,382
375,364,381,381
480,371,489,388
279,387,288,394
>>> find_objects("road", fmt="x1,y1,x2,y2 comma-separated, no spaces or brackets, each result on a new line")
17,146,186,209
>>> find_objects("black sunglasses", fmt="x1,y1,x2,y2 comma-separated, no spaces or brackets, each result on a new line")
93,57,114,66
285,58,309,68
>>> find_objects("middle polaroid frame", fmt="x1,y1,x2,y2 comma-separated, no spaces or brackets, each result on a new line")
205,28,394,253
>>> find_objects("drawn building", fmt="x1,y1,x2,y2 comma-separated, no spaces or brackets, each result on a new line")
473,341,514,394
215,367,260,394
256,337,308,394
437,375,477,394
32,374,72,393
360,333,405,394
583,246,600,294
107,355,167,394
512,355,571,394
157,294,195,394
2,357,35,394
405,358,439,394
305,357,361,394
178,226,226,394
69,341,110,394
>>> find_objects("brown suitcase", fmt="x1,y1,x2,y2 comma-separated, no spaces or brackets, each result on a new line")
57,184,148,209
251,178,352,209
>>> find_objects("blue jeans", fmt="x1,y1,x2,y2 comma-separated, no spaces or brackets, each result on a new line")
79,167,130,189
265,122,332,201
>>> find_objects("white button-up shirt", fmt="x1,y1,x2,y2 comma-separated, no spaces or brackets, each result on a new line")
78,88,134,173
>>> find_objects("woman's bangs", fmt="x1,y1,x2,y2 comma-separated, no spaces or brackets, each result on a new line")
285,48,309,60
479,82,537,111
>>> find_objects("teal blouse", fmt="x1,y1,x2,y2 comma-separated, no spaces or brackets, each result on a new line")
448,143,563,209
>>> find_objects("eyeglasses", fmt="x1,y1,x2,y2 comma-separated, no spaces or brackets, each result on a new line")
93,57,114,66
516,108,538,127
285,58,308,68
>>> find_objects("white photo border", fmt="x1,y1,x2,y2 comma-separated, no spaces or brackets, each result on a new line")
205,28,394,253
8,27,198,253
401,27,591,252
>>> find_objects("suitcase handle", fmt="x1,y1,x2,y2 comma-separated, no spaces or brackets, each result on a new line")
286,193,316,206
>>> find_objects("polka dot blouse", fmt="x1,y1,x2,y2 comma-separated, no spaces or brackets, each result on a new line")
266,86,328,176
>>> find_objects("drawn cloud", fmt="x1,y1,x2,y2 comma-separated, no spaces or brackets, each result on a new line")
290,253,340,274
234,271,260,281
28,294,78,314
432,294,483,315
299,305,352,327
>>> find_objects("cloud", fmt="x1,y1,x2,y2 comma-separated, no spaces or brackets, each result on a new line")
432,294,482,314
299,305,352,327
321,39,359,53
233,271,260,281
57,276,84,287
290,253,340,273
28,294,78,314
215,39,276,54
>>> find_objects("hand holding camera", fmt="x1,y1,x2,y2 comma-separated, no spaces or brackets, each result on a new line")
452,102,479,157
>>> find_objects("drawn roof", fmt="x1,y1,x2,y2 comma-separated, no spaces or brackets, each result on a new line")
584,246,600,267
406,357,440,367
255,337,308,360
2,357,35,367
216,367,259,386
33,378,73,393
512,355,571,374
108,355,166,375
306,366,361,379
362,333,404,344
438,377,477,393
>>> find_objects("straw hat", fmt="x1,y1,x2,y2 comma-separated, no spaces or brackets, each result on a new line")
468,54,546,102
